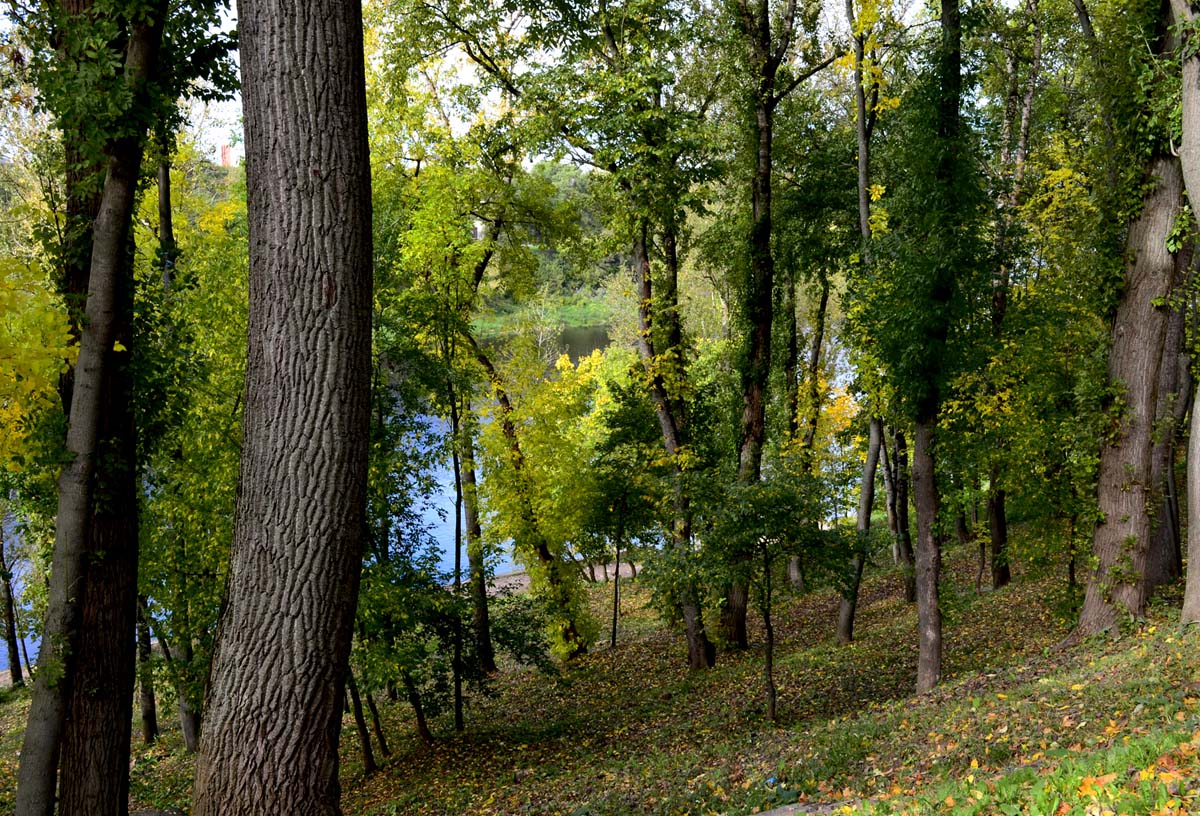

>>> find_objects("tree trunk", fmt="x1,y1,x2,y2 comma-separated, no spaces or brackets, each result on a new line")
989,474,1010,588
136,597,159,745
610,511,623,650
1,522,24,688
631,221,715,669
346,671,377,775
365,691,390,757
465,332,586,656
838,417,881,645
1185,379,1200,623
402,672,433,747
761,545,776,723
59,259,140,816
190,0,373,810
449,394,464,734
798,274,830,458
15,8,166,814
1146,251,1192,590
1168,0,1200,624
1077,156,1184,636
461,419,496,674
177,635,200,754
913,420,942,693
894,431,916,602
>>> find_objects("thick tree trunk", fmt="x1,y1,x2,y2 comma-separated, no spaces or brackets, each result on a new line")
1146,261,1191,591
1077,156,1183,636
461,422,496,674
136,596,159,745
838,417,881,645
1,524,24,688
15,9,165,814
346,671,377,775
190,0,373,811
59,259,140,816
913,420,942,693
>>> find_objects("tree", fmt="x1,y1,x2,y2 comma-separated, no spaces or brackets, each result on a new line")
190,0,373,811
15,3,169,812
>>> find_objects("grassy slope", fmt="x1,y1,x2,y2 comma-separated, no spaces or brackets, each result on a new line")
0,551,1197,815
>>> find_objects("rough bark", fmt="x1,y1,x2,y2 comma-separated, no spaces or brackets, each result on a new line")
913,421,942,693
16,8,165,814
190,0,373,811
1146,253,1191,591
137,596,159,745
838,417,881,645
1077,156,1183,636
1,522,23,688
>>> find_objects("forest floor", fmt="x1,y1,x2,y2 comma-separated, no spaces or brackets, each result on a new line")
1,545,1198,815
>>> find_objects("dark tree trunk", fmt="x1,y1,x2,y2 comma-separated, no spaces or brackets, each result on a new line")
894,431,916,602
157,159,178,288
346,671,377,775
190,0,374,810
913,421,942,693
610,508,623,650
1,523,24,688
15,8,166,814
365,691,390,757
784,264,799,439
402,672,433,747
136,596,159,745
59,265,140,816
838,417,881,645
449,394,464,733
1078,156,1184,636
461,419,496,674
177,632,200,753
798,274,830,459
989,476,1011,589
760,544,777,722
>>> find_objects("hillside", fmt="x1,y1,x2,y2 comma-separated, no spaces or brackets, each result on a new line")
4,548,1195,815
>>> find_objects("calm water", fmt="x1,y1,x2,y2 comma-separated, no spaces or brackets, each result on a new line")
0,325,613,672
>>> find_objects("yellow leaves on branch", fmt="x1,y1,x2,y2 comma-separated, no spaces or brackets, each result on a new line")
0,258,73,469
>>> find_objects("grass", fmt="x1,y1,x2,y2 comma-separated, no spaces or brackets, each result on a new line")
1,547,1197,815
472,292,613,338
